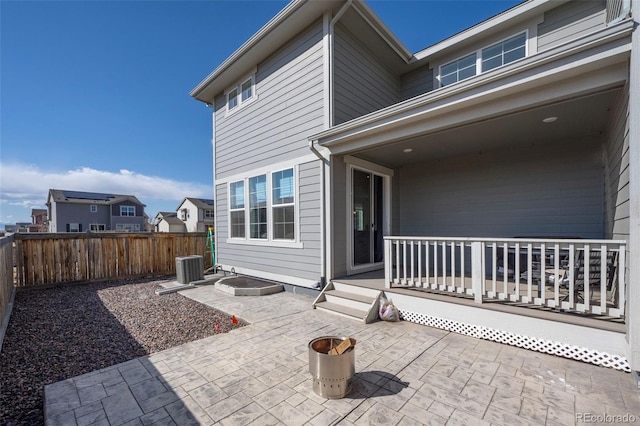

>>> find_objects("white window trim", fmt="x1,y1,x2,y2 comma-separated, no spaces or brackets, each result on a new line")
224,70,258,116
248,174,268,241
226,166,303,248
229,181,246,239
437,30,528,88
271,167,296,242
120,205,136,217
89,224,105,231
90,204,97,213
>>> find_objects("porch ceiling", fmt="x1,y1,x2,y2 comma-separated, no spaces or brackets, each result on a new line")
354,87,622,168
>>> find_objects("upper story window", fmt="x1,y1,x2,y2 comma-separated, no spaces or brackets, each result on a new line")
439,32,527,87
90,204,97,213
226,74,256,115
204,209,214,219
120,205,135,216
180,208,188,221
481,33,526,72
440,53,477,87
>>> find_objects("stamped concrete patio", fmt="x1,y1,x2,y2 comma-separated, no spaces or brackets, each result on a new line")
45,285,640,425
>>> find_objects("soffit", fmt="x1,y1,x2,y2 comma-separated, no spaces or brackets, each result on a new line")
353,88,623,168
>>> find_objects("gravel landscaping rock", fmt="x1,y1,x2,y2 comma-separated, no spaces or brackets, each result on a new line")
0,277,245,425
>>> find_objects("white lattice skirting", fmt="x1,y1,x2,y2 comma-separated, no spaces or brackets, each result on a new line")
399,310,630,372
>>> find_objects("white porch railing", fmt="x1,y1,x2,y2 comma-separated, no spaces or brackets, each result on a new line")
384,237,627,318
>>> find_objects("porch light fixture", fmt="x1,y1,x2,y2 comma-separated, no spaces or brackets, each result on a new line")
542,116,558,123
403,148,413,153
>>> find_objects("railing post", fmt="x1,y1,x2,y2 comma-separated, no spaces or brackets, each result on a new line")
471,241,483,303
384,238,391,289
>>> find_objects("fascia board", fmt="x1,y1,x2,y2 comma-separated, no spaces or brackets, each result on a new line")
350,0,413,62
413,0,567,61
312,19,633,147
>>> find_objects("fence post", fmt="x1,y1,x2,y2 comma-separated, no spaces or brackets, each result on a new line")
471,241,483,303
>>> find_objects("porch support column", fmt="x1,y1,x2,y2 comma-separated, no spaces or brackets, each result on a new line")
627,0,640,371
471,242,483,304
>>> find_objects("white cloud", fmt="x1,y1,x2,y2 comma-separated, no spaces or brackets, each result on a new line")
0,162,212,223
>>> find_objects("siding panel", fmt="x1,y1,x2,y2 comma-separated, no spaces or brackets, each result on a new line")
604,88,630,240
214,161,321,285
400,66,434,101
538,0,606,51
333,22,399,125
398,139,605,239
214,20,325,180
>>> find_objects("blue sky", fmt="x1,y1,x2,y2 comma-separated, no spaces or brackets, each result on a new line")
0,0,521,227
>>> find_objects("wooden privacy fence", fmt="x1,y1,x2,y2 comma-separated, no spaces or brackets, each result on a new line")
13,232,213,288
1,235,15,331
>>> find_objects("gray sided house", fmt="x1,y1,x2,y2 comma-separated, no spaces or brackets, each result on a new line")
192,0,640,372
47,189,146,232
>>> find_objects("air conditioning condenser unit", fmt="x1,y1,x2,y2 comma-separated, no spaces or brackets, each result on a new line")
176,255,204,284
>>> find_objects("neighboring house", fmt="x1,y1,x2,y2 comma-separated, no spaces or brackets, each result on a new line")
47,189,146,232
176,198,214,232
30,208,48,232
191,0,640,372
3,223,31,233
154,211,187,232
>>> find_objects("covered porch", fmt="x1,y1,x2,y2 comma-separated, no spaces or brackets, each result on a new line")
313,24,633,369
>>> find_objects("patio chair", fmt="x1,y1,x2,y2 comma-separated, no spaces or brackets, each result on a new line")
562,249,618,305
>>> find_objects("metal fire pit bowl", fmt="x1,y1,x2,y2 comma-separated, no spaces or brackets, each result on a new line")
308,336,356,399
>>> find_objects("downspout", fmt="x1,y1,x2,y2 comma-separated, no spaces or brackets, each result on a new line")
312,0,351,288
310,140,328,287
208,102,218,271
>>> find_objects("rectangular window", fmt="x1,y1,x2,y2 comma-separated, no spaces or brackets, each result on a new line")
90,205,97,213
204,209,214,219
228,88,238,110
249,175,267,239
228,168,297,243
440,53,477,87
439,32,527,87
69,223,80,232
225,73,256,114
272,168,294,240
229,181,245,238
121,206,135,216
482,33,526,72
180,208,188,221
241,78,252,102
89,224,105,231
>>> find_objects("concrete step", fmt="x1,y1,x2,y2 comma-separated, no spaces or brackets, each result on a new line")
314,301,368,322
324,290,376,311
313,282,382,323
